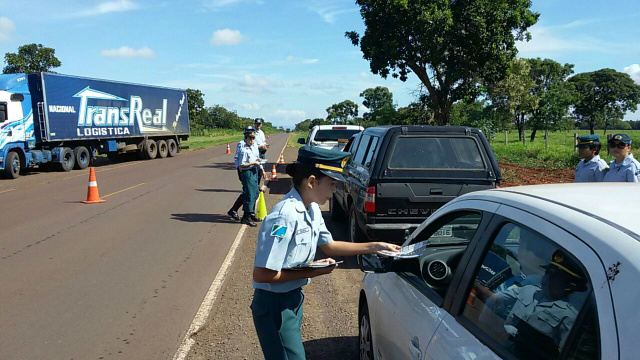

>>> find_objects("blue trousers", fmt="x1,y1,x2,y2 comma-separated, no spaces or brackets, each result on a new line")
240,168,258,214
251,288,305,360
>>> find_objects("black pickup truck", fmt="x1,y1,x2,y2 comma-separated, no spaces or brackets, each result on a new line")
331,125,501,244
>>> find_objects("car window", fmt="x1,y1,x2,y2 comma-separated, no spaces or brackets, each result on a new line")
353,134,370,165
363,136,379,168
0,102,7,122
401,212,482,299
462,222,597,360
387,136,485,170
312,129,361,142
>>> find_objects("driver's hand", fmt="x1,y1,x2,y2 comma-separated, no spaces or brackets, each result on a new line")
373,242,401,253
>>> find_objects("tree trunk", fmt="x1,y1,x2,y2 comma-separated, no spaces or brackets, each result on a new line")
590,125,595,135
530,128,537,142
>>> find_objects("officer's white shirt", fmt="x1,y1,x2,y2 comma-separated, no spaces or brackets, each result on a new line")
253,188,333,293
234,140,262,170
238,142,263,171
603,153,640,183
574,155,609,182
255,129,266,147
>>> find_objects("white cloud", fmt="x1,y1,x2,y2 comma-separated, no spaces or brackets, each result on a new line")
308,0,357,23
242,103,261,111
286,55,320,64
211,29,245,46
0,17,15,42
71,0,139,17
222,74,283,93
101,46,156,58
360,72,369,78
202,0,261,10
624,64,640,84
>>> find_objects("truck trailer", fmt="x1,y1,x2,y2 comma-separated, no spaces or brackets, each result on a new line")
0,72,190,179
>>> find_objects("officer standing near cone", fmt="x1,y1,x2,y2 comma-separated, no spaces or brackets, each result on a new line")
251,145,400,359
254,118,269,160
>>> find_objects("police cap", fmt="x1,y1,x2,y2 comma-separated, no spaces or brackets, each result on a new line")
576,134,600,147
254,118,264,125
609,133,632,146
296,145,350,181
541,249,587,291
244,125,256,137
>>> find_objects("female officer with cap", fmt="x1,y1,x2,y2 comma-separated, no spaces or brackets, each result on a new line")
237,127,266,226
251,145,400,359
574,134,609,182
603,133,640,182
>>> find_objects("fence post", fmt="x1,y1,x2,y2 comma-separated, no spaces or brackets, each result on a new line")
545,130,549,149
607,134,612,156
574,133,578,151
505,131,508,145
522,128,526,146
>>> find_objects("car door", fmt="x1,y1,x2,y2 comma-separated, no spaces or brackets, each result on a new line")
344,134,370,212
425,204,617,360
371,200,500,360
334,133,360,210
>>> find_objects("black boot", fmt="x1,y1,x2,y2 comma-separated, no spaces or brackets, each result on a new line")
241,215,257,227
250,213,261,222
227,209,240,221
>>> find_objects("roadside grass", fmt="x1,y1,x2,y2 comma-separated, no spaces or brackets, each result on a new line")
490,129,640,169
287,132,304,148
182,129,244,151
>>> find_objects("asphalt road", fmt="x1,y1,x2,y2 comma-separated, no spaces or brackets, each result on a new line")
0,133,289,360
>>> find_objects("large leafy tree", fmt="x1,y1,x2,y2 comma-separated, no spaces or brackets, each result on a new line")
569,69,640,134
360,86,396,125
326,100,358,125
186,88,209,132
525,58,575,141
3,43,62,74
346,0,538,126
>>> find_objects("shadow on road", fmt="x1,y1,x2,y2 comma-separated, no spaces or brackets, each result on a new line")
195,188,241,193
194,163,237,170
304,336,358,360
170,213,239,224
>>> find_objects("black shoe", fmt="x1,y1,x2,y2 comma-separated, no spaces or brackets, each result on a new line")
241,216,257,227
227,210,240,221
250,213,261,222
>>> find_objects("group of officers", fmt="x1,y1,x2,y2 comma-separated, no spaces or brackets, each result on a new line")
574,132,640,182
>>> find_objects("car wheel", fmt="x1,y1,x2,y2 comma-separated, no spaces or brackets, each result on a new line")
73,146,90,170
359,302,374,360
349,206,366,243
166,138,178,157
329,194,346,220
156,140,168,158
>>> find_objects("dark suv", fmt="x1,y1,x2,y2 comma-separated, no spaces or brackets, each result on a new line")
331,126,501,244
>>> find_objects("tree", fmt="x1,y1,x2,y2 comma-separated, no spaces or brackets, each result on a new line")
569,69,640,134
346,0,538,126
3,43,62,74
525,58,575,141
488,59,538,143
186,89,209,133
326,100,358,125
395,99,433,125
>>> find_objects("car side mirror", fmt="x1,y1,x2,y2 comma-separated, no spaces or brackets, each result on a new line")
297,138,306,145
359,254,391,273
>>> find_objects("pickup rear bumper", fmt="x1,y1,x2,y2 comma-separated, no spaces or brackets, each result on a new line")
365,223,420,244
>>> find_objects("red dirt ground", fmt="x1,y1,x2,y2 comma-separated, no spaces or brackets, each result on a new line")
499,162,574,187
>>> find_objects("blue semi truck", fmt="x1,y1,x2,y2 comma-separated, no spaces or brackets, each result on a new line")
0,72,190,179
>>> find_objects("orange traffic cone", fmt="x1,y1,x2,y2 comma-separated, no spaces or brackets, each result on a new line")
270,164,278,182
225,143,231,154
278,152,285,164
82,167,105,204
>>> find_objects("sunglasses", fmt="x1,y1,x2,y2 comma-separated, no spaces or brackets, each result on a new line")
609,142,628,149
577,144,592,149
246,136,255,139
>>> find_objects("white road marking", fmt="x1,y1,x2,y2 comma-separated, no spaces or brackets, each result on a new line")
173,224,248,360
0,188,16,195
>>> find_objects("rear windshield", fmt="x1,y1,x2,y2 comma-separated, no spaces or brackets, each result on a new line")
388,136,486,170
313,129,361,142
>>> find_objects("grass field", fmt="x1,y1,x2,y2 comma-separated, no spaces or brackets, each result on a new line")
287,132,304,148
489,130,640,169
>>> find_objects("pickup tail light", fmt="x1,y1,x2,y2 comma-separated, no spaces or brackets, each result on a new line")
364,186,376,213
332,126,347,129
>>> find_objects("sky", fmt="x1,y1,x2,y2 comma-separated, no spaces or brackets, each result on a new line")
0,0,639,129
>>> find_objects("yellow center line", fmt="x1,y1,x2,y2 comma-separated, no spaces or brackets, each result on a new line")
102,182,146,198
0,188,16,195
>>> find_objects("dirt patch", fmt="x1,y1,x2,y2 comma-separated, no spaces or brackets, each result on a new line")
499,162,574,187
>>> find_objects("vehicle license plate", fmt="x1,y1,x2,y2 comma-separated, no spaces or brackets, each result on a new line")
433,225,453,237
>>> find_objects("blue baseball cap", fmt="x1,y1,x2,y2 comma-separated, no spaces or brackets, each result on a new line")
296,145,350,181
254,118,264,125
244,125,256,136
609,133,632,146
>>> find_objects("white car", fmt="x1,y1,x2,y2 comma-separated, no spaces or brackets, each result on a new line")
298,125,364,151
359,183,640,360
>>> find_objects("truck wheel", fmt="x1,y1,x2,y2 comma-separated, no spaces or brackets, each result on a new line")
2,151,21,179
156,140,168,158
73,146,90,170
329,194,346,220
58,147,75,172
166,139,178,157
143,139,157,159
349,206,367,243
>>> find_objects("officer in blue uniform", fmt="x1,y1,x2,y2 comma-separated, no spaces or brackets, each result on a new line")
251,145,400,360
603,133,640,183
574,134,609,182
228,126,267,224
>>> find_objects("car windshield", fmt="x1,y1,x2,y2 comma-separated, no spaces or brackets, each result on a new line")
388,136,486,170
313,129,361,142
